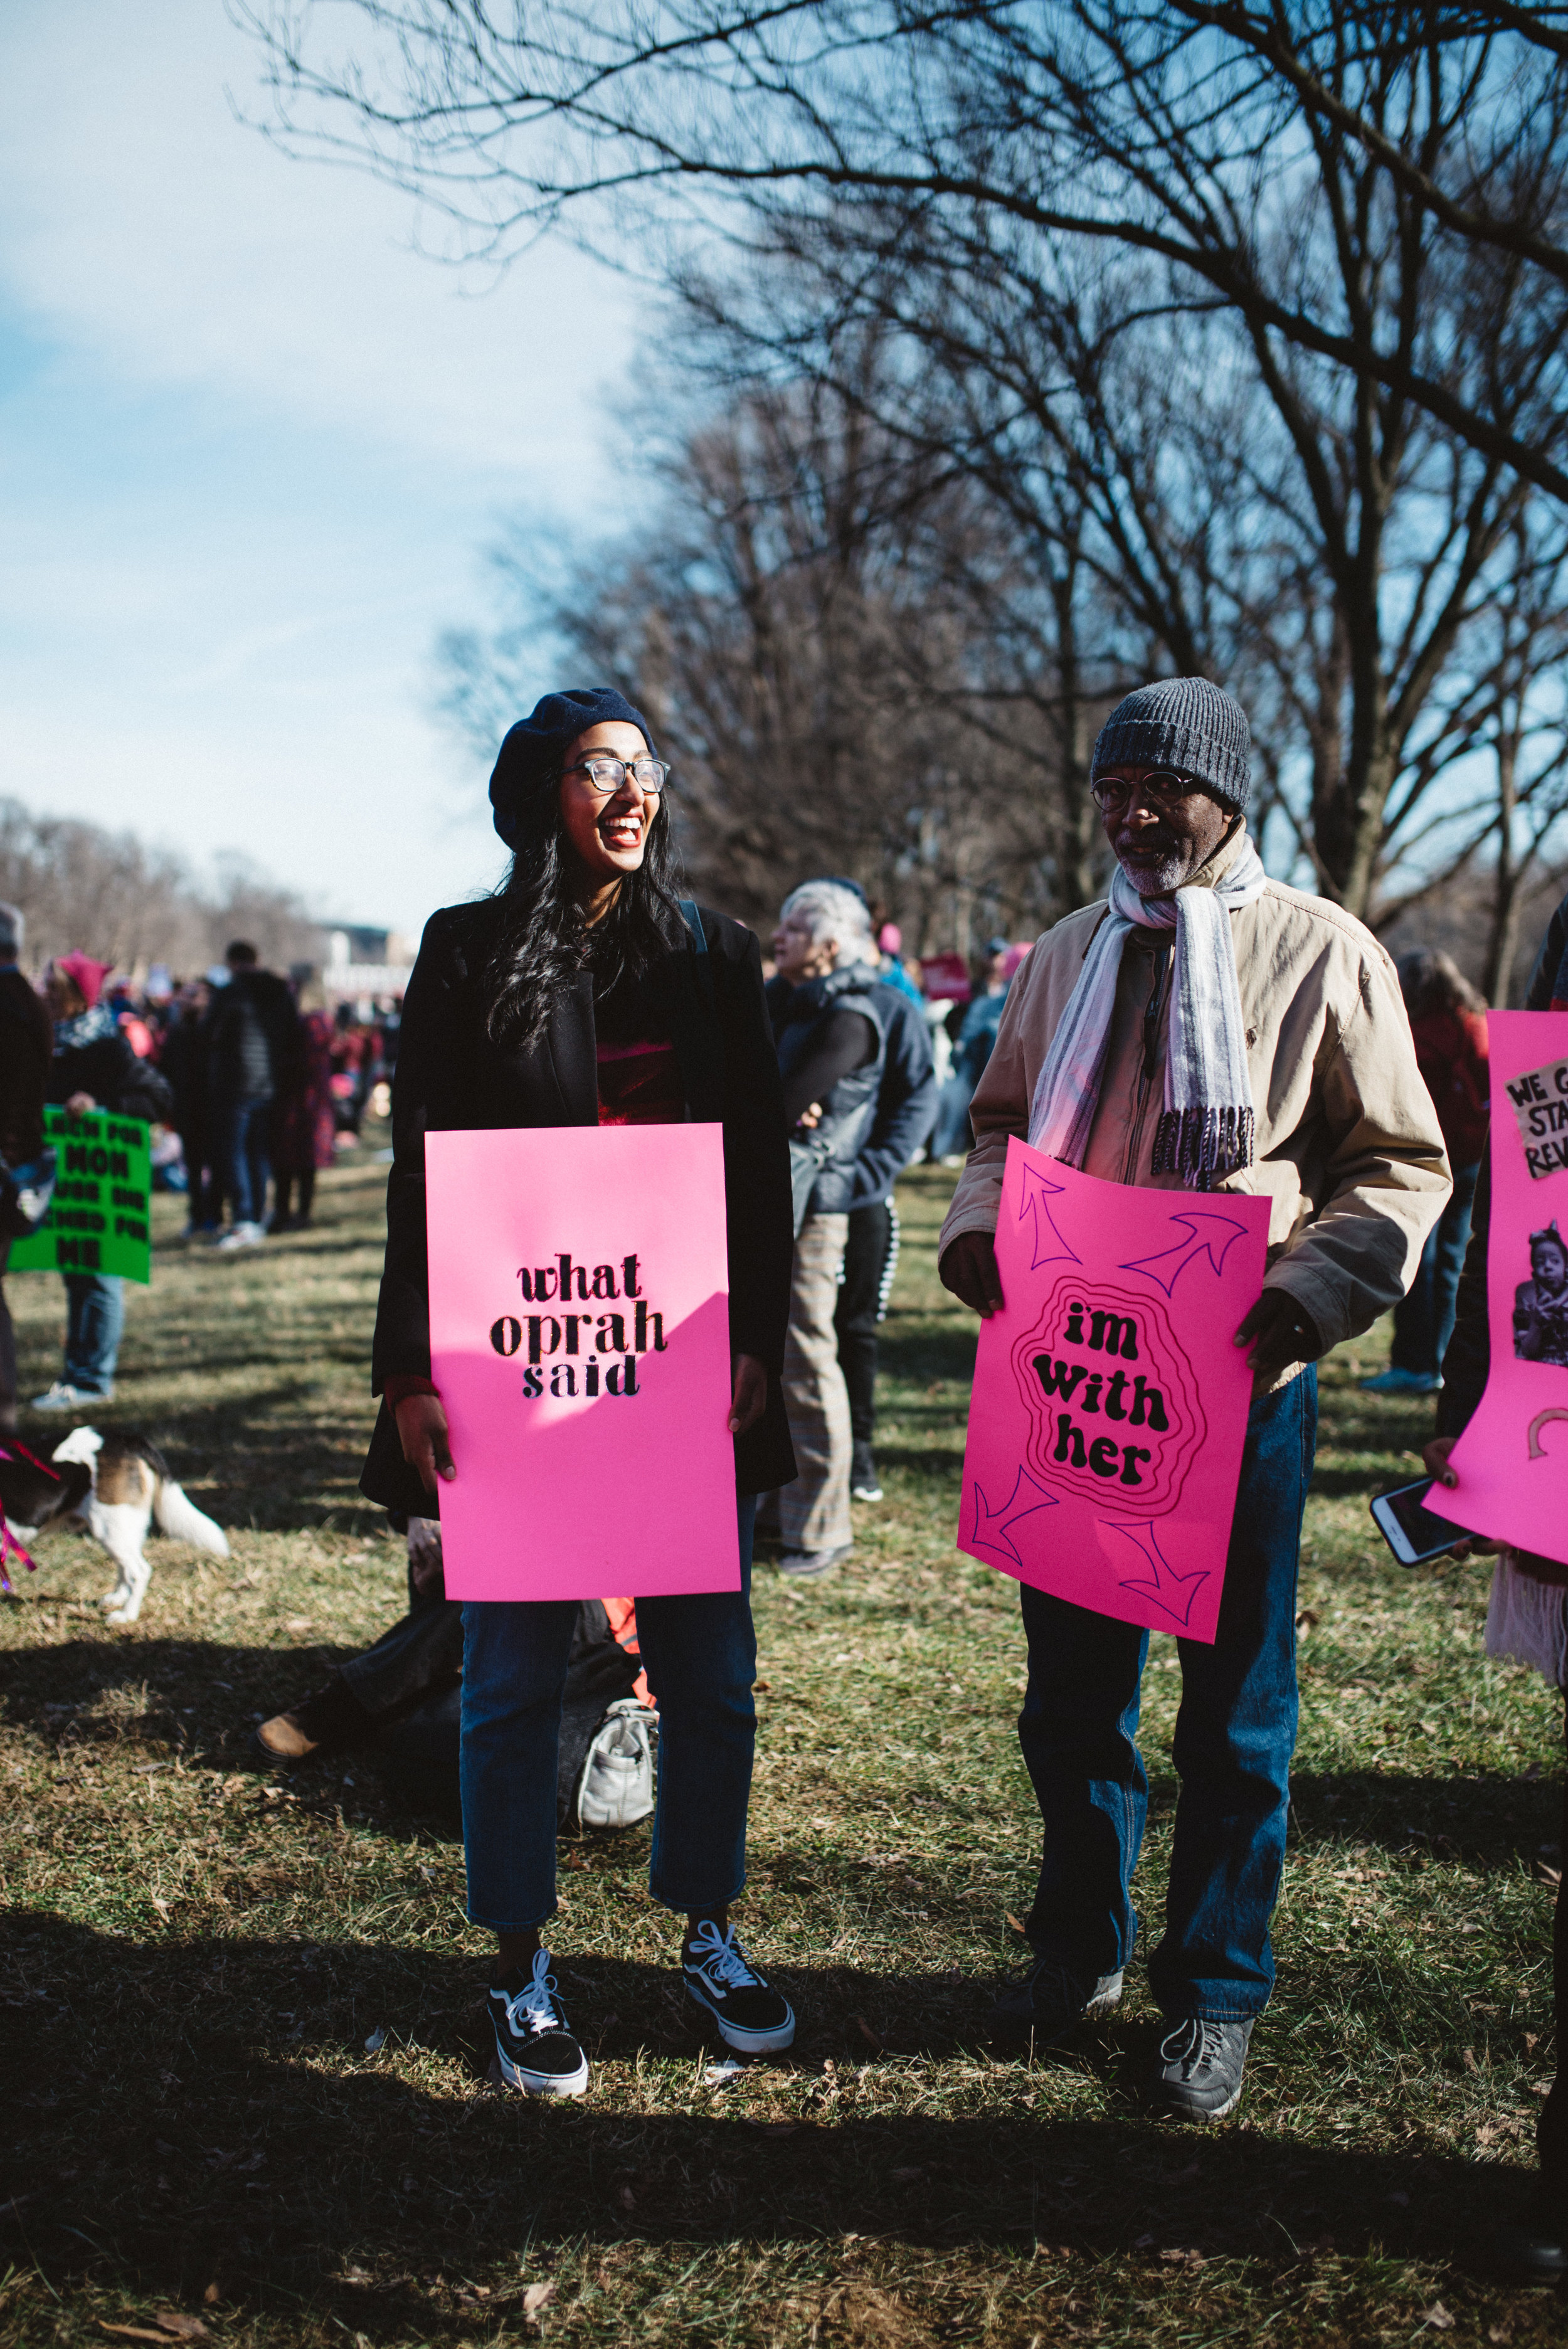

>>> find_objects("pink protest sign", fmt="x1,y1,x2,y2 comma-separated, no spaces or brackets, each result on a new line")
957,1137,1270,1642
425,1124,740,1601
1444,1012,1568,1566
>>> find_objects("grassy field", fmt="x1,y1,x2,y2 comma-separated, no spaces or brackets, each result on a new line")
3,1144,1566,2347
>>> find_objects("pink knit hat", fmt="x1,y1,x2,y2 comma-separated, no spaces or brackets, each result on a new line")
55,952,114,1009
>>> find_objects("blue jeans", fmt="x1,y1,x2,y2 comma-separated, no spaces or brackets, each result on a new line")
1017,1368,1318,2020
221,1096,273,1227
1390,1157,1480,1377
460,1497,758,1933
63,1273,124,1396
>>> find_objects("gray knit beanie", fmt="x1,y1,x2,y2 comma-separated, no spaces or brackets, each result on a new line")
1090,676,1251,812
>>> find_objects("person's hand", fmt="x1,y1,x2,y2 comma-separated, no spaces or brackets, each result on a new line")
795,1101,823,1132
729,1354,767,1436
1422,1433,1498,1556
941,1230,1004,1317
65,1091,95,1117
394,1392,454,1498
406,1514,445,1595
1234,1289,1318,1396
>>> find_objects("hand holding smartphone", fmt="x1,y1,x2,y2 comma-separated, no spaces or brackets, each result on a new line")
1369,1477,1473,1566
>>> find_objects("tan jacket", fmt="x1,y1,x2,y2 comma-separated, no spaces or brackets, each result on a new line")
940,839,1451,1380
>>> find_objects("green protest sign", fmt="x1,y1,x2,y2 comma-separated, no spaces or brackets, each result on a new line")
9,1107,153,1285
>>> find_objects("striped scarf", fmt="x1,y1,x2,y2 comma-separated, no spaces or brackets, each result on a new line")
1027,832,1268,1189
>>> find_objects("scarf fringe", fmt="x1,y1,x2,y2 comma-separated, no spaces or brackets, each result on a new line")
1152,1104,1256,1189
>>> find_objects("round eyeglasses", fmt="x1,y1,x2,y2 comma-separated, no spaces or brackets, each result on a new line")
563,756,670,797
1090,768,1197,814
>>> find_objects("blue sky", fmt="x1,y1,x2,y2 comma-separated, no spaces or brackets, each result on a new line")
0,2,637,940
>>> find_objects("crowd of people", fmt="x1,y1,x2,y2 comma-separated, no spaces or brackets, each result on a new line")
0,921,400,1416
8,671,1567,2284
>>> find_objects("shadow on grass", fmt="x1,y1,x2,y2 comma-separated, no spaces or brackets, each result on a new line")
1290,1769,1562,1865
0,1911,1537,2320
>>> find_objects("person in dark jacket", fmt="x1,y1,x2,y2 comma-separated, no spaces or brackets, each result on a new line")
35,951,172,1410
766,881,887,1574
363,684,798,2101
159,980,220,1233
1364,948,1490,1395
765,893,939,1508
0,903,53,1428
206,941,300,1250
1426,890,1568,2284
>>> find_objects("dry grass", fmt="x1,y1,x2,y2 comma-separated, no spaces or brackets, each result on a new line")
2,1146,1565,2346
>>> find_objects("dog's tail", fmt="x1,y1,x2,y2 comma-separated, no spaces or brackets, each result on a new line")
152,1478,230,1557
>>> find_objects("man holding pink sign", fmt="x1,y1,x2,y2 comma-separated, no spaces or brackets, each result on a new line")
361,687,799,2099
940,677,1448,2121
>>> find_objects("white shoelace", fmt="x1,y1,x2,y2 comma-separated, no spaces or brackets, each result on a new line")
504,1948,568,2038
687,1920,761,1990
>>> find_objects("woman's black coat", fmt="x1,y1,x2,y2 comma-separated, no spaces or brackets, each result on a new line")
48,1027,173,1125
361,895,798,1517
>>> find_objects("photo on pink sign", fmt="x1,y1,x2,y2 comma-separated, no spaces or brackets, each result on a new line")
958,1138,1269,1644
1445,1012,1568,1565
424,1123,741,1603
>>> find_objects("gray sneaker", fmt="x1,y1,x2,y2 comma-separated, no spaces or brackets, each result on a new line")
989,1956,1123,2044
1149,2014,1254,2120
776,1544,851,1579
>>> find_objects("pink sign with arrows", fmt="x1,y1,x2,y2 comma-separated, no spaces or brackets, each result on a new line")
957,1137,1270,1642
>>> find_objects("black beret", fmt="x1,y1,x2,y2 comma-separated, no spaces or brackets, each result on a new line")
487,687,657,849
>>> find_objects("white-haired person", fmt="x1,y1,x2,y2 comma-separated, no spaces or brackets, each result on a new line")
765,881,891,1576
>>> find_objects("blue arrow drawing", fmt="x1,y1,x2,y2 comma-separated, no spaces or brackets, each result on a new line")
1097,1519,1210,1629
1018,1163,1082,1270
969,1465,1059,1571
1118,1207,1250,1296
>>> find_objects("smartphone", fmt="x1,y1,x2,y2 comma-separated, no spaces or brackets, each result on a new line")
1369,1477,1471,1566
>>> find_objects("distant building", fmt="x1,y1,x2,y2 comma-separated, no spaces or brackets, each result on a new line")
324,923,413,1008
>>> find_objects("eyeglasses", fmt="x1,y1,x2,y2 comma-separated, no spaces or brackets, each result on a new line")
562,756,670,797
1090,768,1197,814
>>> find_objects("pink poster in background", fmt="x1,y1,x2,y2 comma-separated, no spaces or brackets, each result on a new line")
425,1124,740,1601
1444,1012,1568,1566
958,1137,1269,1643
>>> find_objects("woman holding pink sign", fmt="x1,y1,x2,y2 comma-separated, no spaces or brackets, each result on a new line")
361,687,799,2099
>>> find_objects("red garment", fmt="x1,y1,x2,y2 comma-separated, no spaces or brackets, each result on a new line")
274,1010,337,1174
602,1594,652,1706
596,1037,686,1125
1409,1005,1490,1166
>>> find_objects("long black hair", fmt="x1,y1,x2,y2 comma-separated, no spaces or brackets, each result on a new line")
482,772,685,1050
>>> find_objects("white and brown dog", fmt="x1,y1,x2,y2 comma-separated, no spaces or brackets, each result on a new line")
0,1428,230,1625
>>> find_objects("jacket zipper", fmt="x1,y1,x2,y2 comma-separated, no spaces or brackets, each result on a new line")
1121,940,1173,1184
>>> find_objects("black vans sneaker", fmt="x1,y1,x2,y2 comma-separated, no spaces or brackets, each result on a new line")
682,1921,796,2054
988,1956,1123,2044
1148,2014,1253,2121
486,1949,590,2097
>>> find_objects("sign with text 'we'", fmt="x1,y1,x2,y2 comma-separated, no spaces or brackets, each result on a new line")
425,1123,739,1601
958,1137,1269,1643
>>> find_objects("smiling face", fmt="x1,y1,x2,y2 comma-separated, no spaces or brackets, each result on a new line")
555,720,659,896
1097,765,1233,898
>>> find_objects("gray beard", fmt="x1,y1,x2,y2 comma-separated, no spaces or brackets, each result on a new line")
1120,851,1187,896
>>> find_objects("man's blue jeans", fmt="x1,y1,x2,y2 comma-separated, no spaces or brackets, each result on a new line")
221,1096,273,1228
63,1273,124,1397
460,1497,758,1933
1017,1367,1318,2020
